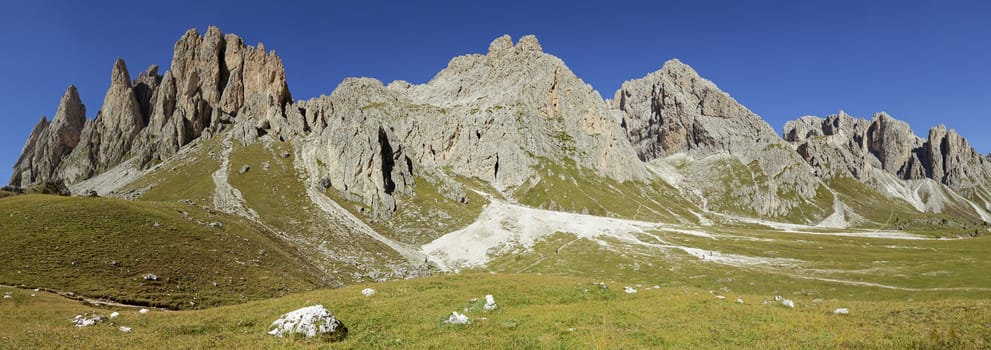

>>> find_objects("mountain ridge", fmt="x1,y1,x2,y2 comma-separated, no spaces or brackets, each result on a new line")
9,26,991,232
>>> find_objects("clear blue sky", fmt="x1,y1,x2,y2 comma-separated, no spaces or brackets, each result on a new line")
2,0,989,183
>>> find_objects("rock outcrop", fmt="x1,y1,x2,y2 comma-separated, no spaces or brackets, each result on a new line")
613,59,784,161
297,35,649,219
9,86,86,187
784,111,991,191
13,26,295,188
613,59,823,218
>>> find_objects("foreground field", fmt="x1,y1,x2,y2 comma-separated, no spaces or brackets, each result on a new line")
2,273,990,349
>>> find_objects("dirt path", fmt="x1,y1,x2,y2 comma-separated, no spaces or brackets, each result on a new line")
1,285,155,309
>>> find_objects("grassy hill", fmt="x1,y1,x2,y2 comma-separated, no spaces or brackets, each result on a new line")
2,273,989,349
0,194,328,309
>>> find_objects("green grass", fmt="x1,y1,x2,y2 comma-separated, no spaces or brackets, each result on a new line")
120,137,223,203
514,157,700,223
482,225,991,301
2,273,989,349
0,195,326,309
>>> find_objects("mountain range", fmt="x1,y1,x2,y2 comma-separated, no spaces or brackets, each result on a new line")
8,26,991,283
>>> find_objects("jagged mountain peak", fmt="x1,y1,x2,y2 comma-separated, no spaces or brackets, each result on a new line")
110,58,132,87
614,58,784,161
784,110,991,191
9,84,87,187
487,34,543,56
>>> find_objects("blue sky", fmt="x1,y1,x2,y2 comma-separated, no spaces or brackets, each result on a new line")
1,0,988,183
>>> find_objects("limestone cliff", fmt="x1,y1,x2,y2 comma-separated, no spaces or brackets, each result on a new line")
613,59,824,218
9,86,86,187
784,111,991,191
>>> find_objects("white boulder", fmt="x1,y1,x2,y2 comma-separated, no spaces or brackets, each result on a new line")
483,295,498,311
834,308,849,315
72,314,105,327
361,288,376,297
268,305,347,341
444,311,469,324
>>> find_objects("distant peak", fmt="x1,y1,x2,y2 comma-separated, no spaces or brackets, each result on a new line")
111,58,131,86
487,34,543,56
660,58,698,75
65,84,79,97
488,34,513,55
59,84,82,111
516,35,542,52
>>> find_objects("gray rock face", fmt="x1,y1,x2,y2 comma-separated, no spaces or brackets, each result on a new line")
614,59,822,218
12,26,295,188
613,59,784,161
784,111,991,191
9,85,86,187
296,35,648,218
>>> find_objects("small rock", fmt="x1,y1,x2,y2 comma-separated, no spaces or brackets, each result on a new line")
119,326,133,333
834,308,849,315
483,295,498,310
262,161,271,170
444,311,469,325
240,165,250,174
110,312,120,319
143,273,158,281
361,288,376,297
281,151,291,158
715,295,726,300
72,314,105,327
782,299,795,308
624,286,637,294
152,222,160,228
209,222,223,228
138,308,150,314
735,298,744,304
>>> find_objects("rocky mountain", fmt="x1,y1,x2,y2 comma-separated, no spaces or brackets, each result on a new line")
612,59,826,219
22,27,293,187
9,26,991,248
785,111,991,216
293,34,650,220
10,85,86,188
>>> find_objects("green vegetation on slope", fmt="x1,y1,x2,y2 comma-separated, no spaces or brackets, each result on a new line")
514,157,699,223
119,137,223,203
227,140,409,282
690,156,833,224
374,175,486,245
2,273,989,349
483,226,991,301
0,195,325,309
829,176,988,236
